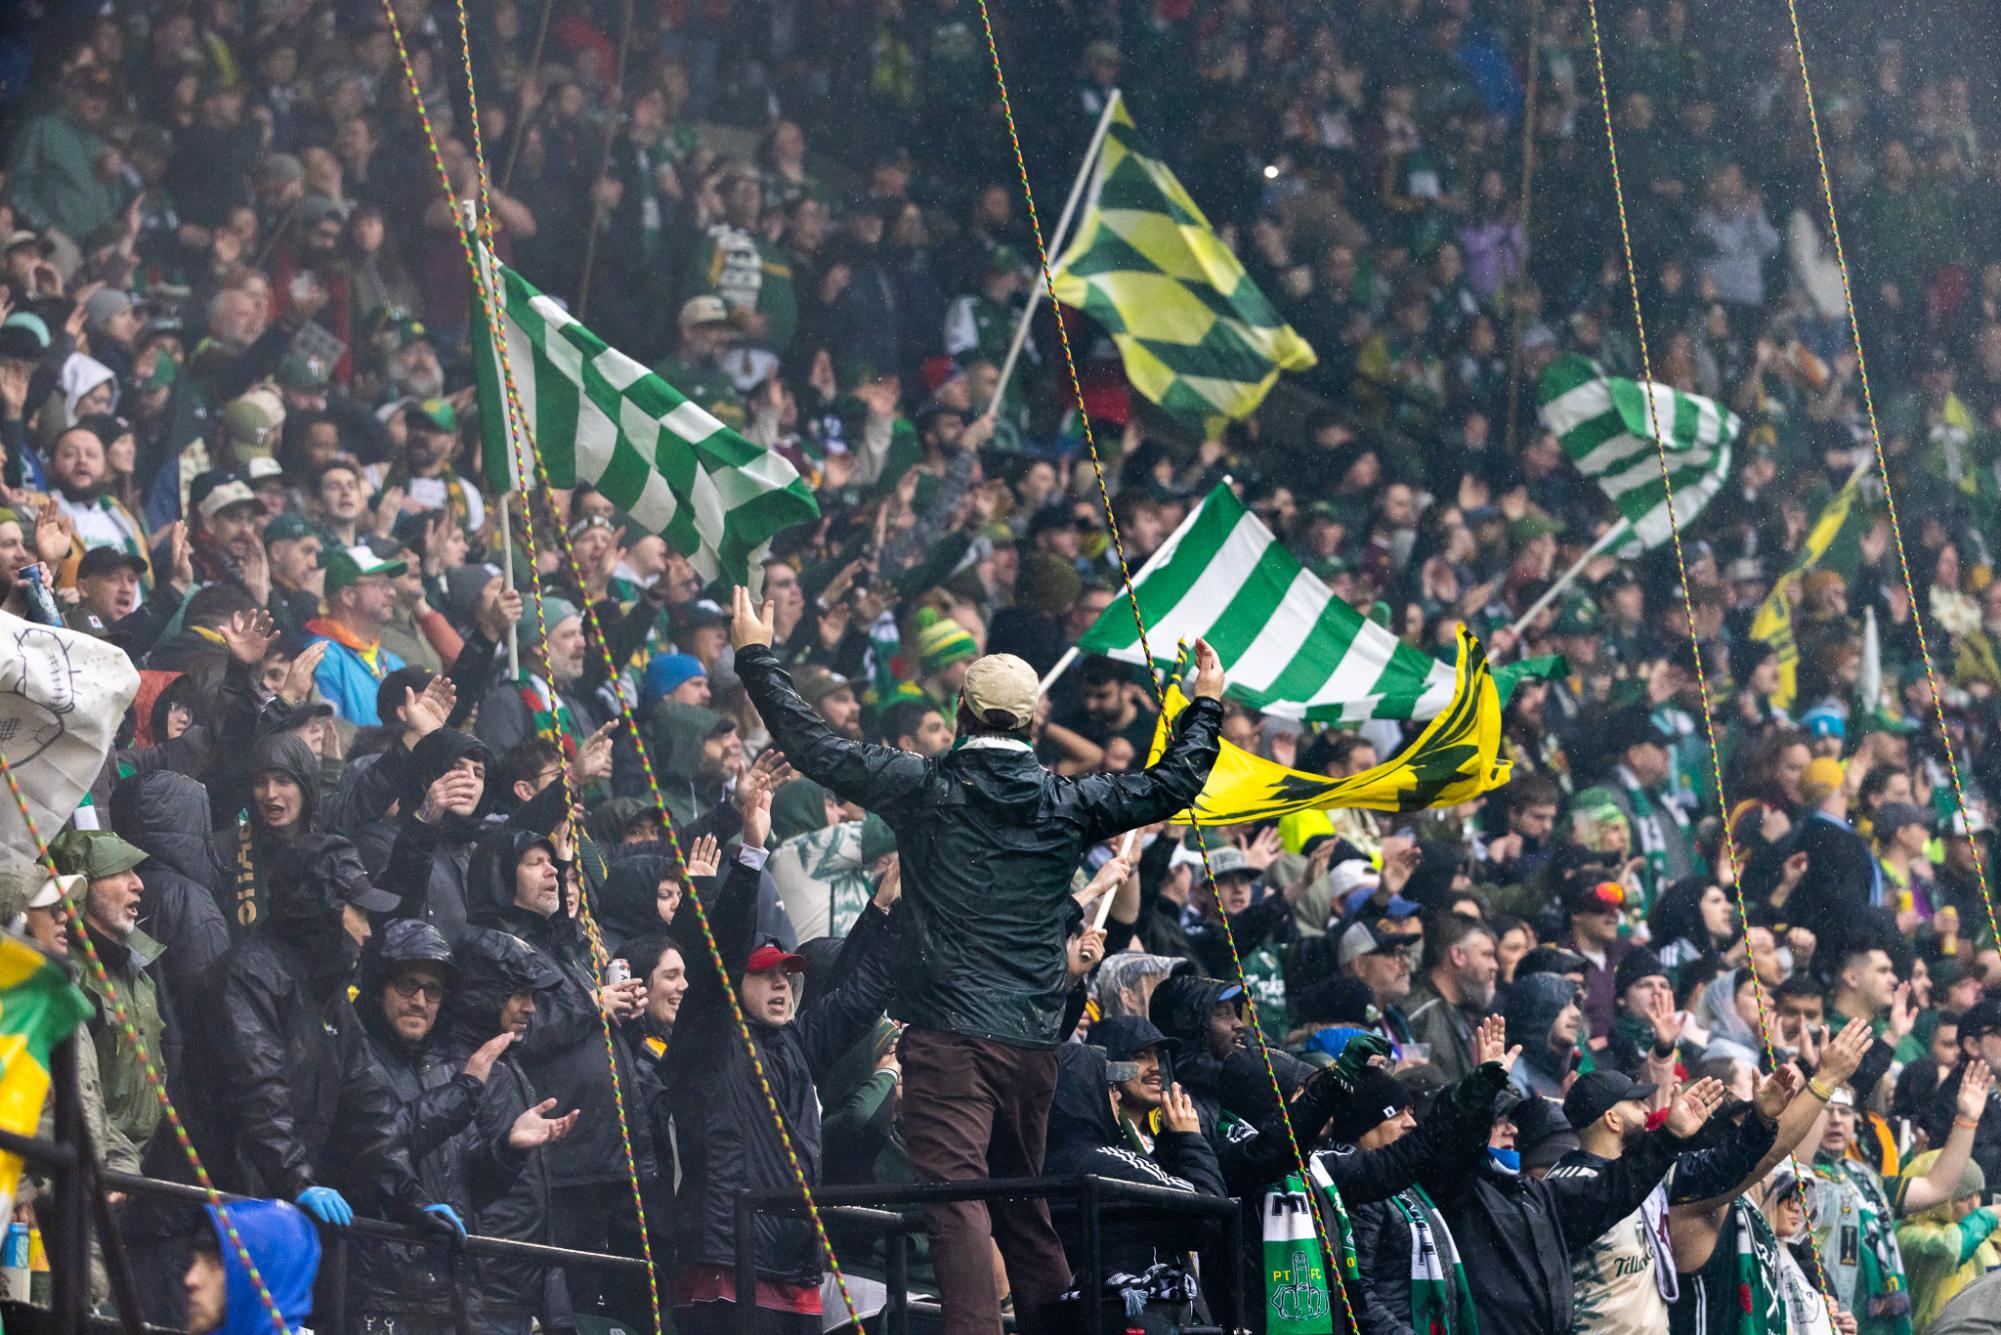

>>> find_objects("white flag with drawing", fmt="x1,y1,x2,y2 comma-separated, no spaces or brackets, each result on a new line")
0,611,139,845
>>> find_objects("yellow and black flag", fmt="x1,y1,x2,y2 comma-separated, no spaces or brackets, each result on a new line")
1144,628,1512,826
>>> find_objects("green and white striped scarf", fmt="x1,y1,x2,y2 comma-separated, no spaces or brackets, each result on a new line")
1391,1185,1478,1334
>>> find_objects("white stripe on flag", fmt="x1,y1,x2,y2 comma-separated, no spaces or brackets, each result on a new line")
662,399,724,445
1599,445,1720,497
1538,378,1612,437
1304,620,1399,713
1229,565,1333,695
1144,511,1273,650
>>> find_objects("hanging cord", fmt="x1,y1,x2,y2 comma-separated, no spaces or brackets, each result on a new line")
1583,0,1840,1317
385,2,865,1326
380,10,667,1332
0,750,291,1335
970,8,1362,1327
1777,0,1997,946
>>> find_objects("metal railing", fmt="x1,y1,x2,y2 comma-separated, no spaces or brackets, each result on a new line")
737,1176,1246,1335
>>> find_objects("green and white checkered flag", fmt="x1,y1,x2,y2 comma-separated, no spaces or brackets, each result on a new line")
1537,353,1739,555
473,241,818,589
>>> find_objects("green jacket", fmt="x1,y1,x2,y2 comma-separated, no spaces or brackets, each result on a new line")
77,926,165,1148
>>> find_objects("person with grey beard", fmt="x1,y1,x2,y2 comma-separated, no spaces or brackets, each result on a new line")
1405,913,1499,1085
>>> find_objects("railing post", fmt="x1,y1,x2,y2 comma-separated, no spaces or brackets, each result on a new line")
734,1193,758,1335
48,1039,88,1333
319,1224,349,1335
1225,1196,1244,1335
1081,1176,1102,1335
886,1220,910,1335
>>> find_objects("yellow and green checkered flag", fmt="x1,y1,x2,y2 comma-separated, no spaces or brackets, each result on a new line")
0,933,91,1221
1049,102,1316,426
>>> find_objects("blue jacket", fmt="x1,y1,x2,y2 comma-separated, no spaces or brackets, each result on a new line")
308,632,405,725
204,1199,320,1334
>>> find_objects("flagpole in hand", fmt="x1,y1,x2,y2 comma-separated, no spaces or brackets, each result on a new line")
1106,639,1220,884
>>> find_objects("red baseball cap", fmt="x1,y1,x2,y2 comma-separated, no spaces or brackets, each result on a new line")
745,944,808,975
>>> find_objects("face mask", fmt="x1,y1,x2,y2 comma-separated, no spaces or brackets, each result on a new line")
1488,1147,1521,1175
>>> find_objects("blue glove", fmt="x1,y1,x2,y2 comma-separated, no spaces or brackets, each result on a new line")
296,1187,353,1227
421,1203,467,1239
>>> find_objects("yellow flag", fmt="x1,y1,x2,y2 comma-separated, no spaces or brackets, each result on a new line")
1146,628,1512,825
1749,472,1863,711
0,933,91,1222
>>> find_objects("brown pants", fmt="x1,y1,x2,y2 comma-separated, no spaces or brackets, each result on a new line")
897,1027,1071,1335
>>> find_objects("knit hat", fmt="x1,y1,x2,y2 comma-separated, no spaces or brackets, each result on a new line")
914,608,977,675
1017,552,1084,617
641,652,706,709
1613,947,1669,996
1328,1068,1412,1145
1801,756,1846,803
517,596,581,649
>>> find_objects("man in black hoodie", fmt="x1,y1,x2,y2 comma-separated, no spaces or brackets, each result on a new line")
379,727,498,942
443,927,587,1333
730,588,1225,1335
464,820,658,1319
108,770,231,1014
350,919,578,1332
1044,1023,1225,1317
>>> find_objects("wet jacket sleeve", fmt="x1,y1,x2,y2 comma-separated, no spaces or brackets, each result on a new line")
1666,1110,1779,1206
1073,699,1222,845
403,1071,485,1162
321,745,411,839
736,645,931,819
381,818,441,921
1542,1127,1684,1253
445,629,502,728
800,900,902,1076
217,965,318,1199
1327,1065,1508,1208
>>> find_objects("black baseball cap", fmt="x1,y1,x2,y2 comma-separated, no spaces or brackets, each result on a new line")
1511,1096,1582,1169
1563,1070,1659,1131
75,545,147,579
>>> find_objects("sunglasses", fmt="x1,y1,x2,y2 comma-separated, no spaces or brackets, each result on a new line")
391,976,446,1003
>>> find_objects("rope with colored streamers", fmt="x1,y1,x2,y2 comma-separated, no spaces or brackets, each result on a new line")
385,6,667,1330
1583,0,1839,1316
385,3,865,1325
1777,0,1997,949
970,8,1362,1326
0,749,291,1335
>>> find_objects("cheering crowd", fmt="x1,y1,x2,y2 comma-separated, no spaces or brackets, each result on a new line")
8,0,2001,1332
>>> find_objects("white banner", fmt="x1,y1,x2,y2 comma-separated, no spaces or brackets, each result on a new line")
0,611,139,847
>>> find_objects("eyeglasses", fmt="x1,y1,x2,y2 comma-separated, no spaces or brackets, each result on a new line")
391,976,445,1002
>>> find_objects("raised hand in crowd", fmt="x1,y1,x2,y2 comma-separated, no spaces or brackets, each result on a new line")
682,833,720,880
219,607,278,663
508,1098,581,1150
1664,1077,1727,1138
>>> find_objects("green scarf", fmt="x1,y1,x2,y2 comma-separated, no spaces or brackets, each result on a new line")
517,673,580,761
1810,1153,1911,1335
1390,1186,1478,1334
1732,1198,1788,1335
1262,1171,1338,1335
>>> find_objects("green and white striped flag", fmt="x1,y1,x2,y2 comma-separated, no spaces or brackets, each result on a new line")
1074,483,1458,721
472,242,818,589
1537,353,1739,555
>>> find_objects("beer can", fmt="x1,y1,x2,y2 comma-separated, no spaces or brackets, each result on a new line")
607,958,632,986
2,1221,30,1302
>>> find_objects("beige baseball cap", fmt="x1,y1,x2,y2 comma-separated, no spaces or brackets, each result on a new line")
960,653,1038,729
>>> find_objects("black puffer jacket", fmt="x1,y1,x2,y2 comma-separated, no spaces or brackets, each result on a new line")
465,828,658,1189
380,728,497,943
738,644,1220,1047
209,731,322,940
108,770,231,1011
172,834,427,1216
667,848,901,1286
442,927,568,1320
349,921,483,1318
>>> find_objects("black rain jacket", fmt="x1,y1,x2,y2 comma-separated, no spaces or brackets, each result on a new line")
737,643,1221,1047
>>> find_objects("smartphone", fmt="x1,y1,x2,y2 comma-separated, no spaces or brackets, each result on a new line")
606,958,631,986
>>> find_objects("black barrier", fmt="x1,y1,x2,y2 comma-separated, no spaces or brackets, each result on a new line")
737,1177,1246,1335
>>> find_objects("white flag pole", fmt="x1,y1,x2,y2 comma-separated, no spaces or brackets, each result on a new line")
1503,517,1632,646
465,199,523,680
989,88,1122,410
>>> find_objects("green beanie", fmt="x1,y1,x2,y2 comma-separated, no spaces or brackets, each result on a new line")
914,608,977,675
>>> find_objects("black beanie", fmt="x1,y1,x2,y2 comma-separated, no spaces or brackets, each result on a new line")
1328,1067,1413,1145
1614,947,1668,996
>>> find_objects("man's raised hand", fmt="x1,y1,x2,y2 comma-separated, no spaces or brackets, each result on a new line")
1190,638,1226,701
1817,1018,1874,1089
1664,1076,1727,1138
682,833,720,879
1957,1059,1994,1123
730,585,776,649
508,1098,580,1150
220,608,278,664
1473,1013,1520,1073
278,640,329,707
